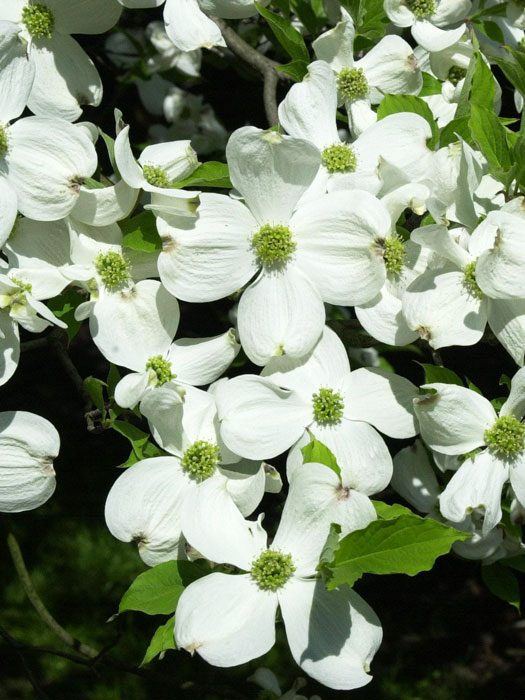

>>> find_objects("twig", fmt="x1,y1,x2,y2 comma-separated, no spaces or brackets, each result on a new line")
212,18,281,126
6,531,99,658
20,337,49,353
0,626,51,699
46,329,92,413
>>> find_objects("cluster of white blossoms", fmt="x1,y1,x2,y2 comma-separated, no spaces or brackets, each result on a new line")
2,0,525,694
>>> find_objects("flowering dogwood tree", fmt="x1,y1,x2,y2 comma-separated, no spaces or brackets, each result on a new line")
2,0,525,697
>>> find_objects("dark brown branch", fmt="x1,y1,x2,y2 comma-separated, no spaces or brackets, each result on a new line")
46,329,92,413
212,18,281,126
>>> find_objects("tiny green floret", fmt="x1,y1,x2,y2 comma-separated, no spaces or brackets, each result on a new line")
145,355,174,386
463,261,484,300
312,387,345,425
250,550,295,592
337,67,369,101
181,440,220,481
406,0,437,19
485,416,525,457
382,235,406,276
142,164,171,188
22,3,55,39
0,125,8,159
322,143,357,174
94,251,132,291
447,66,467,86
252,224,296,268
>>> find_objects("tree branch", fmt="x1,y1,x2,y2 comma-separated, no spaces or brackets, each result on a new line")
212,18,281,126
46,329,92,413
6,531,99,659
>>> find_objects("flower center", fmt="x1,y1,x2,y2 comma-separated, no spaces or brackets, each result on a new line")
321,143,357,174
94,251,132,291
22,2,55,39
448,66,467,86
250,550,295,591
0,125,9,159
142,164,171,188
251,224,296,268
181,440,220,481
406,0,437,19
145,355,174,386
381,235,406,276
312,387,345,425
0,277,32,312
462,261,483,300
337,67,369,101
485,416,525,457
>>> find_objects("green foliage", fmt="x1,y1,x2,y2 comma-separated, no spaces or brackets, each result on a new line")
341,0,388,40
469,103,512,178
419,71,443,96
255,2,309,62
301,436,341,477
141,618,176,665
111,419,165,467
481,563,521,612
276,59,309,81
121,211,162,253
377,95,439,148
119,561,208,615
418,363,464,387
172,161,232,188
323,514,470,589
372,501,413,519
47,288,84,341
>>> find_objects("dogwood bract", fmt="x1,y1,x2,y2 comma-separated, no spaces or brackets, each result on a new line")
0,410,59,512
176,466,382,690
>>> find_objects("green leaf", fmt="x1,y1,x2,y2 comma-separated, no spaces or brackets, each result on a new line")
493,48,525,96
172,161,232,189
276,59,309,82
301,437,341,477
107,364,121,396
121,211,161,253
469,103,512,175
99,129,120,178
120,561,208,615
83,377,107,418
141,618,176,665
289,0,325,33
440,116,471,147
502,556,525,573
317,523,342,578
372,501,413,520
419,71,443,96
418,363,464,386
255,2,309,62
470,53,494,109
377,95,438,148
342,0,387,39
112,419,150,463
324,514,469,589
481,563,521,612
47,288,84,342
476,19,505,44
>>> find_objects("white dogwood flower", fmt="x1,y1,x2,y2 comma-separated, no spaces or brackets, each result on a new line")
392,440,505,560
0,0,122,121
105,388,266,565
312,9,422,134
116,0,241,52
114,324,240,409
0,115,97,246
384,0,471,52
279,60,433,196
414,369,525,534
175,466,382,690
215,326,418,498
115,118,199,199
58,220,181,369
0,411,59,512
402,222,525,364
